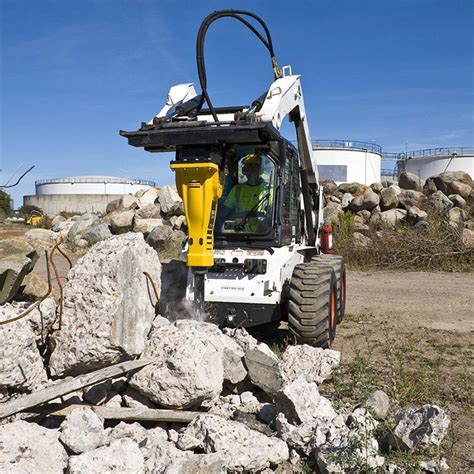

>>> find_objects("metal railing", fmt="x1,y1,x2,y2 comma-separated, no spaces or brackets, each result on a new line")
36,177,157,187
312,139,382,154
382,147,474,161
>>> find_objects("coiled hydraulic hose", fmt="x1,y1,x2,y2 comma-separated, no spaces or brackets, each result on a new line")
195,9,282,122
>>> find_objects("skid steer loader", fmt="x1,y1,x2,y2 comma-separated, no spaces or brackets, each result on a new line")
121,10,346,347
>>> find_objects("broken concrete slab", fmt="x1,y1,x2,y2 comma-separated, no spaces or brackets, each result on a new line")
389,404,450,451
48,233,161,377
281,344,341,385
0,317,48,392
0,238,38,304
178,414,289,471
68,438,144,473
244,343,284,395
0,420,68,473
130,320,224,409
276,375,337,425
59,406,107,454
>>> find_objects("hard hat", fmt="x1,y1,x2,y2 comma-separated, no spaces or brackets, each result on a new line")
242,153,261,166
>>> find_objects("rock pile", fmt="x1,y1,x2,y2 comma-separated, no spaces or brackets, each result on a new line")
321,170,474,249
47,185,186,252
0,233,451,471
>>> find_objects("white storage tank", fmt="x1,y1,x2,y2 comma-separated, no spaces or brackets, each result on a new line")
35,176,155,195
397,148,474,182
24,176,157,216
313,140,382,185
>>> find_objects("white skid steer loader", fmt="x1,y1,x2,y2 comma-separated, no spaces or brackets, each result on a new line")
121,9,346,347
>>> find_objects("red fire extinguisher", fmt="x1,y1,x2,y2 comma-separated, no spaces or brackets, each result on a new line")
321,225,334,254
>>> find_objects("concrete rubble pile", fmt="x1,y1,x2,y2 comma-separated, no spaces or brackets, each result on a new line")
0,234,452,472
321,170,474,249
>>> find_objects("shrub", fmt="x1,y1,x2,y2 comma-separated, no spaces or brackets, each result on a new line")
333,206,473,272
0,190,12,216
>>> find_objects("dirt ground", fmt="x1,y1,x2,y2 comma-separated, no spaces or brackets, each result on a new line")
332,271,474,472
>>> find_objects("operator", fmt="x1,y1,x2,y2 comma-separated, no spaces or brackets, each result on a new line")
221,153,272,232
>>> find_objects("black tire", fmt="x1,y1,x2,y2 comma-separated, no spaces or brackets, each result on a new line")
312,254,346,324
288,262,337,348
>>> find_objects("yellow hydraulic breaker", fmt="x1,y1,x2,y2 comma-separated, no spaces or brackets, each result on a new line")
171,161,223,315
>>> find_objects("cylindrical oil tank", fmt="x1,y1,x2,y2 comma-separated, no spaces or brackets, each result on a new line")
313,140,382,185
397,148,474,182
35,176,156,195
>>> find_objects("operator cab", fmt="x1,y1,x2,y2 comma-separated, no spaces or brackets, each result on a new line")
216,148,275,236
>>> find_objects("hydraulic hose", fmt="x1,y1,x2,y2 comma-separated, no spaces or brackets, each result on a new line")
195,10,282,122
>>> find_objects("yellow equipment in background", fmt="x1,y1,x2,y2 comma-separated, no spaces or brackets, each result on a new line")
26,211,44,227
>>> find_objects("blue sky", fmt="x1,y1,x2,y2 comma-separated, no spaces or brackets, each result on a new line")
1,0,473,206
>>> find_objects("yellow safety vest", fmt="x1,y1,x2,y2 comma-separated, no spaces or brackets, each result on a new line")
223,181,270,213
223,181,272,232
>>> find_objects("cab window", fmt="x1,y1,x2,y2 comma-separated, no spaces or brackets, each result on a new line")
215,148,275,235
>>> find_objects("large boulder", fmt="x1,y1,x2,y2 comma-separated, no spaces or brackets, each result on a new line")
353,232,372,248
322,180,338,194
178,414,289,471
448,194,466,208
432,171,472,194
244,343,284,395
446,180,472,199
0,421,68,473
462,228,474,248
276,375,336,425
82,223,112,245
349,191,380,212
340,193,354,210
119,194,139,211
137,187,160,207
398,171,422,191
68,438,144,473
59,407,107,454
370,182,383,193
24,228,56,247
448,207,466,228
105,198,121,214
406,206,428,225
146,224,176,252
371,209,407,227
429,191,453,213
21,272,49,300
280,345,340,385
323,202,342,224
389,405,450,451
397,189,425,210
0,313,48,392
109,209,135,233
380,186,400,211
130,320,224,408
135,203,161,219
159,185,183,215
67,213,100,242
133,218,164,234
337,183,369,196
48,233,161,377
0,239,38,304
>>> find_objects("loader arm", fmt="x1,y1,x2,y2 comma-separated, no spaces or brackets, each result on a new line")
255,70,320,246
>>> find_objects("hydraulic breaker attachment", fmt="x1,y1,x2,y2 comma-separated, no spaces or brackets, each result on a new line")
171,161,223,315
